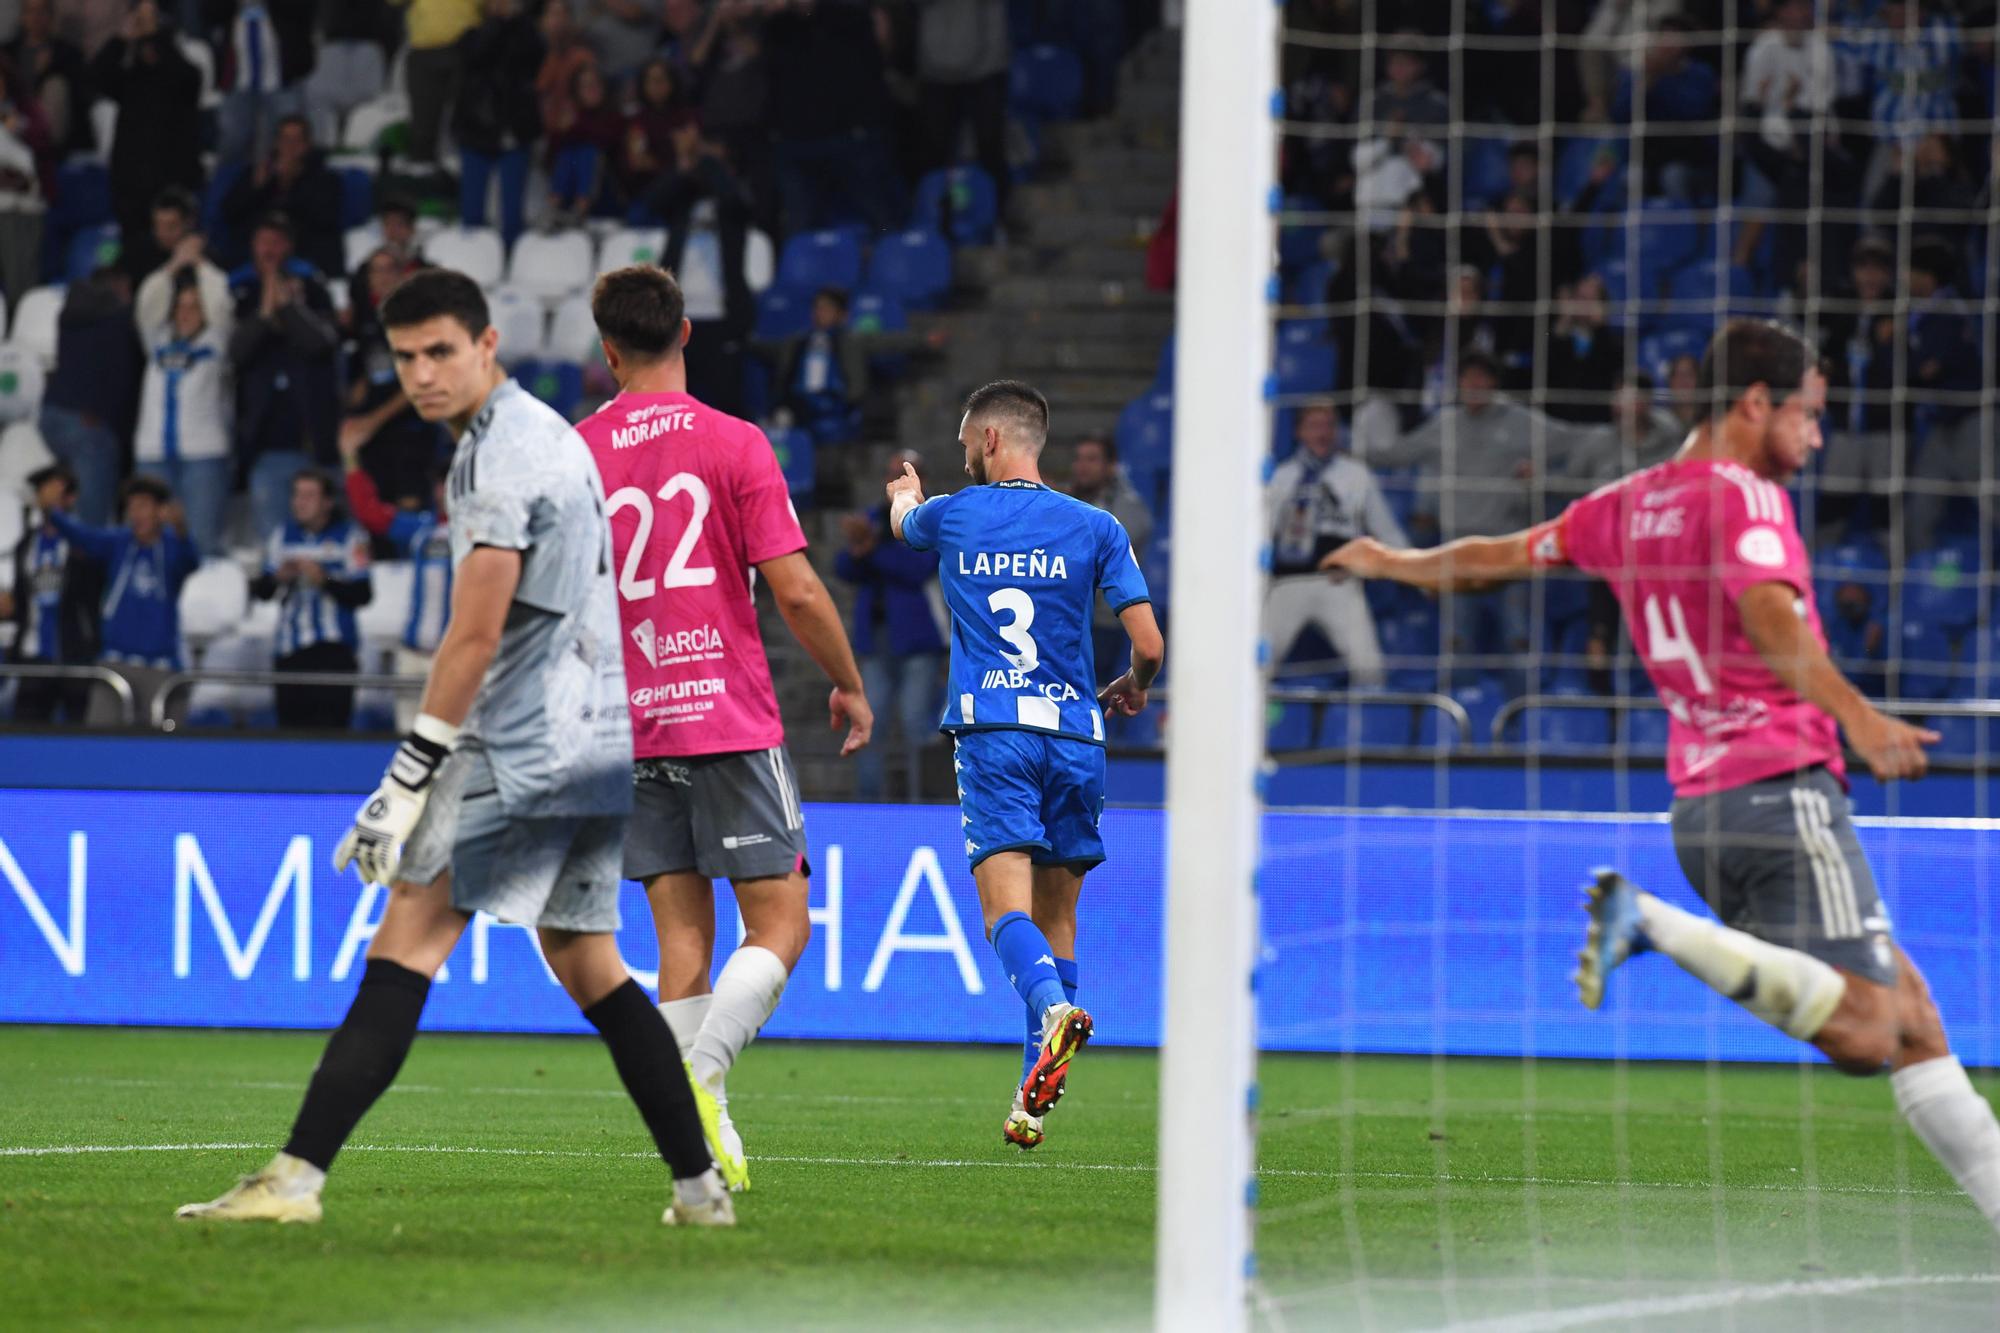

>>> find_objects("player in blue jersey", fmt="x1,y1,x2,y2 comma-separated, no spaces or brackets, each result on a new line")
890,380,1163,1149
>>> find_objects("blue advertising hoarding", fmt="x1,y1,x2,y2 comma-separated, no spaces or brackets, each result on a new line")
2,788,1997,1064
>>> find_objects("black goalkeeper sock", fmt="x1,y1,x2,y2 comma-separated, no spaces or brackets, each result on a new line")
584,979,714,1180
282,958,431,1172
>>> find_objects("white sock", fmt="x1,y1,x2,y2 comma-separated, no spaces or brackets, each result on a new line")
1893,1056,2000,1229
1635,892,1846,1040
269,1152,327,1197
672,1166,727,1201
689,946,790,1090
659,994,712,1064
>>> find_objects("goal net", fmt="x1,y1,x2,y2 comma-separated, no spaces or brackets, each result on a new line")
1162,0,2000,1326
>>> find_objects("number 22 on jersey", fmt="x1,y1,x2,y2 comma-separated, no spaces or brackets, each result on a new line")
606,472,715,600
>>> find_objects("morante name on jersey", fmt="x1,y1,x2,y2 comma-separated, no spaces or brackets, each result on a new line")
957,549,1069,579
610,409,698,449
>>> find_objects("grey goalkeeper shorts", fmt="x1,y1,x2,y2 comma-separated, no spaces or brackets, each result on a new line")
1669,764,1897,986
398,748,625,933
624,746,809,884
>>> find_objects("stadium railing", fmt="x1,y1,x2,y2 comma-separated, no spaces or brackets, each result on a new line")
149,670,427,731
0,663,136,725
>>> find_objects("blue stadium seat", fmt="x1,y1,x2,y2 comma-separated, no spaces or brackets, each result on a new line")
863,228,952,310
1636,198,1704,278
1276,193,1326,268
336,165,375,230
851,290,911,381
1423,680,1502,749
1116,389,1173,481
1895,620,1957,701
768,424,814,500
1594,257,1629,303
1316,696,1414,750
1009,44,1084,121
64,223,120,281
1812,537,1891,615
1273,319,1337,396
1529,690,1612,752
519,360,582,419
776,228,865,294
911,166,998,246
1555,136,1624,205
1904,541,1982,636
1106,705,1160,747
753,287,813,341
1622,706,1670,750
1266,701,1314,751
1283,259,1334,308
1928,713,1983,760
1637,326,1709,382
51,160,112,233
1460,133,1516,209
1154,330,1175,392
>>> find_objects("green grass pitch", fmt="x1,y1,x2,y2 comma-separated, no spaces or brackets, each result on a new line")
4,1025,1999,1330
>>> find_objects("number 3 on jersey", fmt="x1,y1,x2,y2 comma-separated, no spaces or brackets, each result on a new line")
1642,593,1715,695
988,587,1039,673
606,472,715,600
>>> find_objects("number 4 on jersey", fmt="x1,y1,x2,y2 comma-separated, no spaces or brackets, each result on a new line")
1642,593,1715,696
606,472,716,600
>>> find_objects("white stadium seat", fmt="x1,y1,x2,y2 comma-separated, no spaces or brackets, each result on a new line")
0,343,48,422
507,229,595,304
12,285,64,368
90,102,116,160
184,631,273,721
596,226,667,274
178,560,250,645
544,292,601,365
344,221,384,272
342,94,409,154
424,226,504,289
358,559,413,643
0,418,54,504
487,287,547,367
745,228,775,291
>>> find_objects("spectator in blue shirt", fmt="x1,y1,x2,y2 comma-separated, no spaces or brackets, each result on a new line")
1903,236,1985,542
835,450,946,800
765,286,866,447
43,473,200,727
2,462,102,722
1612,14,1719,201
251,468,371,731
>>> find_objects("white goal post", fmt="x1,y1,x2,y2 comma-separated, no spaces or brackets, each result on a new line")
1155,0,1278,1328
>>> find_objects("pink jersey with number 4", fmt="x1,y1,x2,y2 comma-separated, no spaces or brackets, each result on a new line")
578,390,807,759
1530,456,1844,798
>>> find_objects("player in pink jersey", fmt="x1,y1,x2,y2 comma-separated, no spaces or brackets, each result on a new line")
1327,319,2000,1232
578,266,874,1192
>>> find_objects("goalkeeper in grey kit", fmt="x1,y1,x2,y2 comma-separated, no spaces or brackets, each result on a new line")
177,269,731,1228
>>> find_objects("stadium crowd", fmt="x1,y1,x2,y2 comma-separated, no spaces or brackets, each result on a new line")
0,0,1141,737
1157,0,2000,754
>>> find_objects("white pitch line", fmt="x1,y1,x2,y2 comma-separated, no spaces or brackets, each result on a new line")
1414,1273,2000,1333
0,1142,1967,1202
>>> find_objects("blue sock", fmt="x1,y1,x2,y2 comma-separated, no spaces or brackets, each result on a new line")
992,912,1066,1036
1022,957,1080,1084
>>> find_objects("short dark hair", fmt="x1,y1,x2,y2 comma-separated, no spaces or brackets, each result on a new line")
589,265,686,361
253,210,294,242
1909,235,1959,285
813,285,850,310
1457,347,1502,380
380,267,490,336
1657,12,1701,34
120,474,172,510
1696,318,1814,415
152,185,197,220
275,113,311,141
27,461,76,496
291,467,334,500
1074,432,1117,462
378,196,417,224
963,379,1050,447
1619,370,1657,394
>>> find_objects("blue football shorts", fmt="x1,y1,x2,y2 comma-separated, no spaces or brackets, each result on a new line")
952,729,1106,871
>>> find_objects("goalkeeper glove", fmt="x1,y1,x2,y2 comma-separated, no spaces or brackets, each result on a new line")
333,714,459,885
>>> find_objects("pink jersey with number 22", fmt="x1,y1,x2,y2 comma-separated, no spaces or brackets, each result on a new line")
577,391,807,759
1530,456,1844,798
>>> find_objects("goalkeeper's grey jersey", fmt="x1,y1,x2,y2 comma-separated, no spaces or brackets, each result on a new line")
445,378,633,818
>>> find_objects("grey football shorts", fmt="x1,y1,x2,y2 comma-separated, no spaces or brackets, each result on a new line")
1669,764,1898,986
398,748,624,933
624,746,809,884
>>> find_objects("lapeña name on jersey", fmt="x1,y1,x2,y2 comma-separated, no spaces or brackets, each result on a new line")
957,549,1069,579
